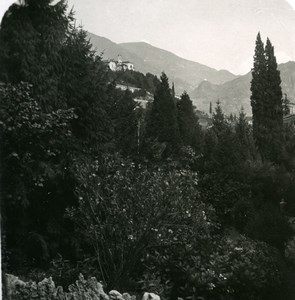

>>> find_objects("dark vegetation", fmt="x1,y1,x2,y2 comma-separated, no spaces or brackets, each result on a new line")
1,1,295,300
109,69,160,95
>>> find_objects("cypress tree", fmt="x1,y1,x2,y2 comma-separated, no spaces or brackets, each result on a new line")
250,32,267,158
250,33,284,162
264,38,284,161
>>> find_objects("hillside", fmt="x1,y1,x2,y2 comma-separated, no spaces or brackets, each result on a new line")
191,61,295,115
87,32,295,116
87,32,238,94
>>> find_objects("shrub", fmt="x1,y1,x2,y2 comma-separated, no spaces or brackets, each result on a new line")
145,234,284,300
67,154,207,290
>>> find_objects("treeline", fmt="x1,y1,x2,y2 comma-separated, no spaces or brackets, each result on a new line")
1,1,295,300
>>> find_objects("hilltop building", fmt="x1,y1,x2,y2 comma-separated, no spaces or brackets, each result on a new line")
104,55,135,72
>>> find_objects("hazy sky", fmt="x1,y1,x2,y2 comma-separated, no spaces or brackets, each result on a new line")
66,0,295,74
1,0,295,74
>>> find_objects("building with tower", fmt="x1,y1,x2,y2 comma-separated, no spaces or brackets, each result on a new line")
104,55,135,72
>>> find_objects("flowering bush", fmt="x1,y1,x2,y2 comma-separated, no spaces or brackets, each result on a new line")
67,154,285,299
67,154,212,289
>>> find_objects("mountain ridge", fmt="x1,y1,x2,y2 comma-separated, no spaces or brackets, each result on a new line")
87,32,238,93
87,32,295,116
191,61,295,115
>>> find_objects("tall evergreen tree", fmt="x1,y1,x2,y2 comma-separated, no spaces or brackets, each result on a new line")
146,72,180,155
250,33,267,155
264,38,284,161
235,107,255,160
0,1,113,148
59,25,113,147
212,100,227,134
0,0,71,111
211,101,240,170
250,33,284,162
177,91,202,150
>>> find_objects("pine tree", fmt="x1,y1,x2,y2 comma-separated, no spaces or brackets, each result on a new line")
59,25,113,146
177,91,202,150
0,0,71,111
0,1,114,147
209,101,212,115
205,102,238,172
235,107,254,160
146,72,180,155
250,33,284,162
212,100,227,134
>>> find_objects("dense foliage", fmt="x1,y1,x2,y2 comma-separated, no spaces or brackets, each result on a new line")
109,70,160,94
0,82,78,268
1,2,295,300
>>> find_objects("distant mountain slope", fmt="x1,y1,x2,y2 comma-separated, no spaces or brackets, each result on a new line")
87,32,238,93
191,61,295,115
119,42,237,87
87,33,145,70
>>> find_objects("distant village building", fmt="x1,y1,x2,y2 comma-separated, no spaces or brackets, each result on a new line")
246,116,253,125
104,55,135,72
284,102,295,126
116,84,141,93
115,83,153,109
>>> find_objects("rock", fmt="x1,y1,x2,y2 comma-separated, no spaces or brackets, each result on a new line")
142,292,160,300
88,277,109,300
5,274,26,300
122,292,132,300
109,290,125,300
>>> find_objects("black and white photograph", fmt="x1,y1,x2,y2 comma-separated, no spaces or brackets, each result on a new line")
1,0,295,299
